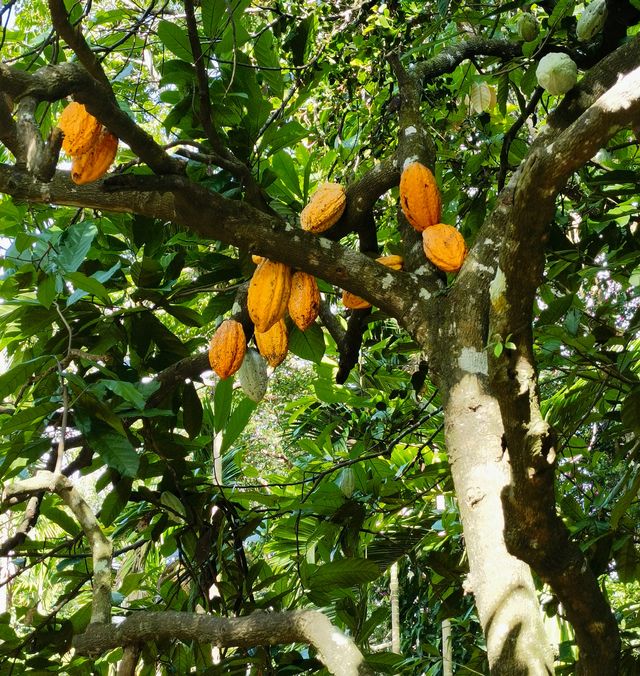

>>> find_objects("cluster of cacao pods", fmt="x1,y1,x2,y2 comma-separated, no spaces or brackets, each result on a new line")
207,256,321,399
399,161,467,273
57,102,118,185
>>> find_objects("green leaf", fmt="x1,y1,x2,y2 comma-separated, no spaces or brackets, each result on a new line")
91,431,139,477
42,502,80,536
622,389,640,437
289,323,325,363
100,483,131,527
213,377,233,432
220,398,257,454
37,274,58,308
57,222,98,273
497,73,509,118
157,20,192,61
611,471,640,530
0,356,52,399
254,31,284,98
201,0,226,38
161,491,187,522
162,304,204,327
66,271,110,304
306,558,380,591
131,256,164,288
99,380,147,410
0,401,57,435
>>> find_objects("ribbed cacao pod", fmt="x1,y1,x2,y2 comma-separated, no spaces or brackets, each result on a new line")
57,102,102,157
71,128,118,185
247,259,292,333
535,53,578,96
517,12,539,42
255,319,288,368
300,182,346,233
399,162,441,232
238,348,269,402
288,272,320,331
576,0,607,42
341,255,404,309
208,319,246,379
422,223,467,273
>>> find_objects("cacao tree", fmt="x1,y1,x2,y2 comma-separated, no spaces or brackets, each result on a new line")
1,1,640,674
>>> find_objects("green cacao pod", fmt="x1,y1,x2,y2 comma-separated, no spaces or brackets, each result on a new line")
238,348,269,402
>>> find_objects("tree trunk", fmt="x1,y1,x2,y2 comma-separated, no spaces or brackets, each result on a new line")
442,619,453,676
443,373,554,675
390,561,400,654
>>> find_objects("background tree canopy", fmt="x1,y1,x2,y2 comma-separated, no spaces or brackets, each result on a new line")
0,0,639,674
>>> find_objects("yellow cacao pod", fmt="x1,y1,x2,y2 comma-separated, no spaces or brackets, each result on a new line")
399,162,441,232
247,259,292,333
208,319,246,379
341,255,404,310
255,319,288,368
57,102,102,157
342,291,372,310
288,272,320,331
375,254,404,271
71,128,118,185
251,254,265,265
422,223,467,273
300,182,346,233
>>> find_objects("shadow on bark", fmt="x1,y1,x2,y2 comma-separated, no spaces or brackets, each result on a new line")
484,586,554,676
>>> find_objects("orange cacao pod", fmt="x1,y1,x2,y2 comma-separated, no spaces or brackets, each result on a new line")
300,182,346,233
248,259,292,333
57,102,102,157
208,319,246,379
288,272,320,331
422,223,467,273
341,255,404,310
255,319,288,368
399,162,441,232
71,128,118,185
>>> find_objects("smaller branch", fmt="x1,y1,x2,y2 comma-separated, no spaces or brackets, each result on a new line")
3,471,112,625
15,96,44,171
0,495,41,556
413,37,522,83
48,0,112,90
73,609,371,676
497,87,543,191
336,309,371,385
0,92,18,156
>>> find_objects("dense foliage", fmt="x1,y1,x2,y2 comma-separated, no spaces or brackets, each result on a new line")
0,1,639,674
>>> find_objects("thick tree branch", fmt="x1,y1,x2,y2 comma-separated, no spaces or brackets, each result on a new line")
0,164,430,345
73,609,371,676
3,471,112,625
